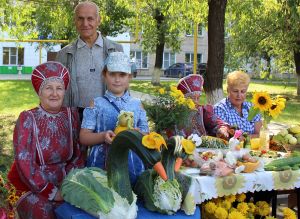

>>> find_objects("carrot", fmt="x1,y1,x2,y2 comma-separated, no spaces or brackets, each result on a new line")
153,161,168,181
174,157,183,172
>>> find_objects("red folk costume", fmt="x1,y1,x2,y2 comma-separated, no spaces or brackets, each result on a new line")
176,74,228,137
7,62,84,219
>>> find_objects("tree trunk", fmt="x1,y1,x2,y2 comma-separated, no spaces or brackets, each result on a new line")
294,45,300,96
152,9,165,86
204,0,227,105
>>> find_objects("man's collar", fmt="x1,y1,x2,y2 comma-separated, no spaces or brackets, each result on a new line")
77,31,103,49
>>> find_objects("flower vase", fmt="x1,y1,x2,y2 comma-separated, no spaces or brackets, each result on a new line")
259,123,270,151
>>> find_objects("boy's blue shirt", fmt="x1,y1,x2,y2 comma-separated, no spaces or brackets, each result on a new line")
81,90,149,185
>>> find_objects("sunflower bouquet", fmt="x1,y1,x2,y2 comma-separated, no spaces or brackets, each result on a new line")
202,193,297,219
143,85,196,135
248,91,286,127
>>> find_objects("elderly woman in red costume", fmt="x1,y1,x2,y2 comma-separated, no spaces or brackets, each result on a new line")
176,74,229,138
7,62,84,219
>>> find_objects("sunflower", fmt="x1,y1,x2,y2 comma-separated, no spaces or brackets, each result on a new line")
268,101,283,118
252,91,272,112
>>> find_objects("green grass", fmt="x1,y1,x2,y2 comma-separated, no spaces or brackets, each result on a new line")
130,80,300,124
0,81,39,115
0,79,299,172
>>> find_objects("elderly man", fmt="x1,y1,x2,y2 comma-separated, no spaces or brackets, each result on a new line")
56,1,123,119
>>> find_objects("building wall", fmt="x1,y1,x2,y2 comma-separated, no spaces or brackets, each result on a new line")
0,40,61,74
130,29,209,76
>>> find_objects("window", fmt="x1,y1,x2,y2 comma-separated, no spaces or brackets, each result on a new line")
163,52,176,69
186,24,203,37
185,53,202,64
130,51,148,69
3,47,24,65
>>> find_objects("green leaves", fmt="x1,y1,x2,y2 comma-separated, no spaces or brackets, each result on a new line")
61,167,115,216
248,107,260,121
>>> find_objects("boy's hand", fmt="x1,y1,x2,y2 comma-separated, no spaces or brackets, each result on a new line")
104,130,116,144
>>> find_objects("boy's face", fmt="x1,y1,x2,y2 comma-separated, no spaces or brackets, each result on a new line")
104,71,132,97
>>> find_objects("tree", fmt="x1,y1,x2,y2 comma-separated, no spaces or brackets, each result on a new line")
3,0,133,44
204,0,227,104
226,0,300,95
135,0,206,85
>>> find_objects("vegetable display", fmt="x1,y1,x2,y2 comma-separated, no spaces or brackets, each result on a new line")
61,130,166,219
264,152,300,171
134,135,197,215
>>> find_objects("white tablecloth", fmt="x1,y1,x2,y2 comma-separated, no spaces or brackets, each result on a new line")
179,168,300,204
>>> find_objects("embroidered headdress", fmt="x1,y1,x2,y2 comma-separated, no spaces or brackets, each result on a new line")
31,61,70,95
177,74,204,97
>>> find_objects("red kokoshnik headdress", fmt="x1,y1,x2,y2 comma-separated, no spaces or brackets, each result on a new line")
31,61,70,95
177,74,204,97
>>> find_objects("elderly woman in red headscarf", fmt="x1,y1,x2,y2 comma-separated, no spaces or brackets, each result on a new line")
7,62,84,219
176,74,230,138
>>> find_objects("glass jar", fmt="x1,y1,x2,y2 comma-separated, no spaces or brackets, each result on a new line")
259,124,270,151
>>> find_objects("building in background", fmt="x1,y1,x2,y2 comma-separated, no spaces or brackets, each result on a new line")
129,25,208,76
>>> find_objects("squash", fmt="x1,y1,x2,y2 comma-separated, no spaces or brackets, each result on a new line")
264,153,300,171
107,130,163,204
237,161,260,173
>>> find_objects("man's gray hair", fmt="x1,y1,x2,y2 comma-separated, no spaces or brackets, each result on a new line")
74,1,100,19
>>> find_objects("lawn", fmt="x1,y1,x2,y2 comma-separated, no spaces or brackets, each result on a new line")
0,79,299,172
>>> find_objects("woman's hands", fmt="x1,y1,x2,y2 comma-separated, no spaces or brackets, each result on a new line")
216,126,230,139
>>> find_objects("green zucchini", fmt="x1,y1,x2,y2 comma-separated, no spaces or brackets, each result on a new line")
107,130,162,204
264,155,300,171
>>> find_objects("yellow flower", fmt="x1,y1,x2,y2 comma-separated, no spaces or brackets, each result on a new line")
220,200,232,210
181,139,196,154
268,101,283,118
237,202,249,215
170,85,178,92
228,211,246,219
266,216,276,219
248,202,256,213
225,194,236,203
0,174,4,186
255,201,270,216
236,193,246,202
204,201,217,214
283,207,297,219
213,197,222,206
186,98,196,110
158,88,165,95
176,97,186,105
252,91,272,112
142,132,167,151
215,207,228,219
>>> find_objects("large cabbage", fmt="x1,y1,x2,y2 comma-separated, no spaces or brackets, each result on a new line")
134,170,182,215
61,167,137,219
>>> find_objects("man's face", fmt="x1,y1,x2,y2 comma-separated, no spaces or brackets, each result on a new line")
75,4,100,41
